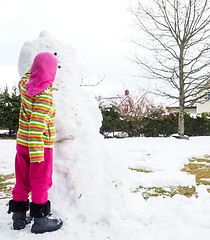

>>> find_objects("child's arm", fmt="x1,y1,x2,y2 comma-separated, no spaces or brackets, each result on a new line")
28,93,54,162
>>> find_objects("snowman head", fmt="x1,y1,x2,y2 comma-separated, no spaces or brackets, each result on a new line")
18,31,84,89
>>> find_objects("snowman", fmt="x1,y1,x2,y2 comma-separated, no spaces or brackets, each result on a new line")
17,31,124,226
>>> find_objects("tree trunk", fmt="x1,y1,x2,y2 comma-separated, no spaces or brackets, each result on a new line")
9,128,12,137
178,100,185,136
178,47,185,137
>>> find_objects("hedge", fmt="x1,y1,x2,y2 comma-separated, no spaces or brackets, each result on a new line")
100,107,210,137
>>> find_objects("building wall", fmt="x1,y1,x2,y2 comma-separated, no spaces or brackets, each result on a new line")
185,108,197,115
167,107,196,115
197,101,210,114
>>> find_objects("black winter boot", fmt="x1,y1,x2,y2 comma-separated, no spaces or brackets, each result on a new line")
30,200,63,234
8,199,30,230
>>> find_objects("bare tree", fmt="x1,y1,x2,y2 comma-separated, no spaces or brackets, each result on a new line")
80,74,105,87
130,0,210,138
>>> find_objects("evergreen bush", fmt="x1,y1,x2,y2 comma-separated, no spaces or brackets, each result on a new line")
0,86,21,136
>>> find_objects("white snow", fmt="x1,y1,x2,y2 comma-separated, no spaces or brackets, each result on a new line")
1,137,210,239
1,32,210,239
0,140,16,175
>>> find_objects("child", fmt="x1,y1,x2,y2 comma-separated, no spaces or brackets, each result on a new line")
8,52,63,234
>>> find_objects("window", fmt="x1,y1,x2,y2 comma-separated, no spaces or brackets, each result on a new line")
204,92,210,101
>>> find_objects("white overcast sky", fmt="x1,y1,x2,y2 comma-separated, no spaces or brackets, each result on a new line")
0,0,146,97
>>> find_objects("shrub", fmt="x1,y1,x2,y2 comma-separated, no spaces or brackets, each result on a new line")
99,95,210,137
0,86,21,136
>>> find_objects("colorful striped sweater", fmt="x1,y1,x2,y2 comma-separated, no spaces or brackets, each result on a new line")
17,70,56,162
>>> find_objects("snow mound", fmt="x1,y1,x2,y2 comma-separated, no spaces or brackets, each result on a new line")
18,32,138,225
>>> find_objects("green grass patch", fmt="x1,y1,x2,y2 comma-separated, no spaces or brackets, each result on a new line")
130,155,210,199
129,167,197,199
134,186,197,200
0,173,15,199
181,157,210,187
129,167,152,173
189,157,210,163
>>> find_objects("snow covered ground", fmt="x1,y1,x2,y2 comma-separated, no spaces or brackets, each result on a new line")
1,136,210,240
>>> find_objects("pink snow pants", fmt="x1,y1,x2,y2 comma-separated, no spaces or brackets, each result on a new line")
12,144,53,204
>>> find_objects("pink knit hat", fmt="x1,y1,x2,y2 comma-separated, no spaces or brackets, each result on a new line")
25,52,58,96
